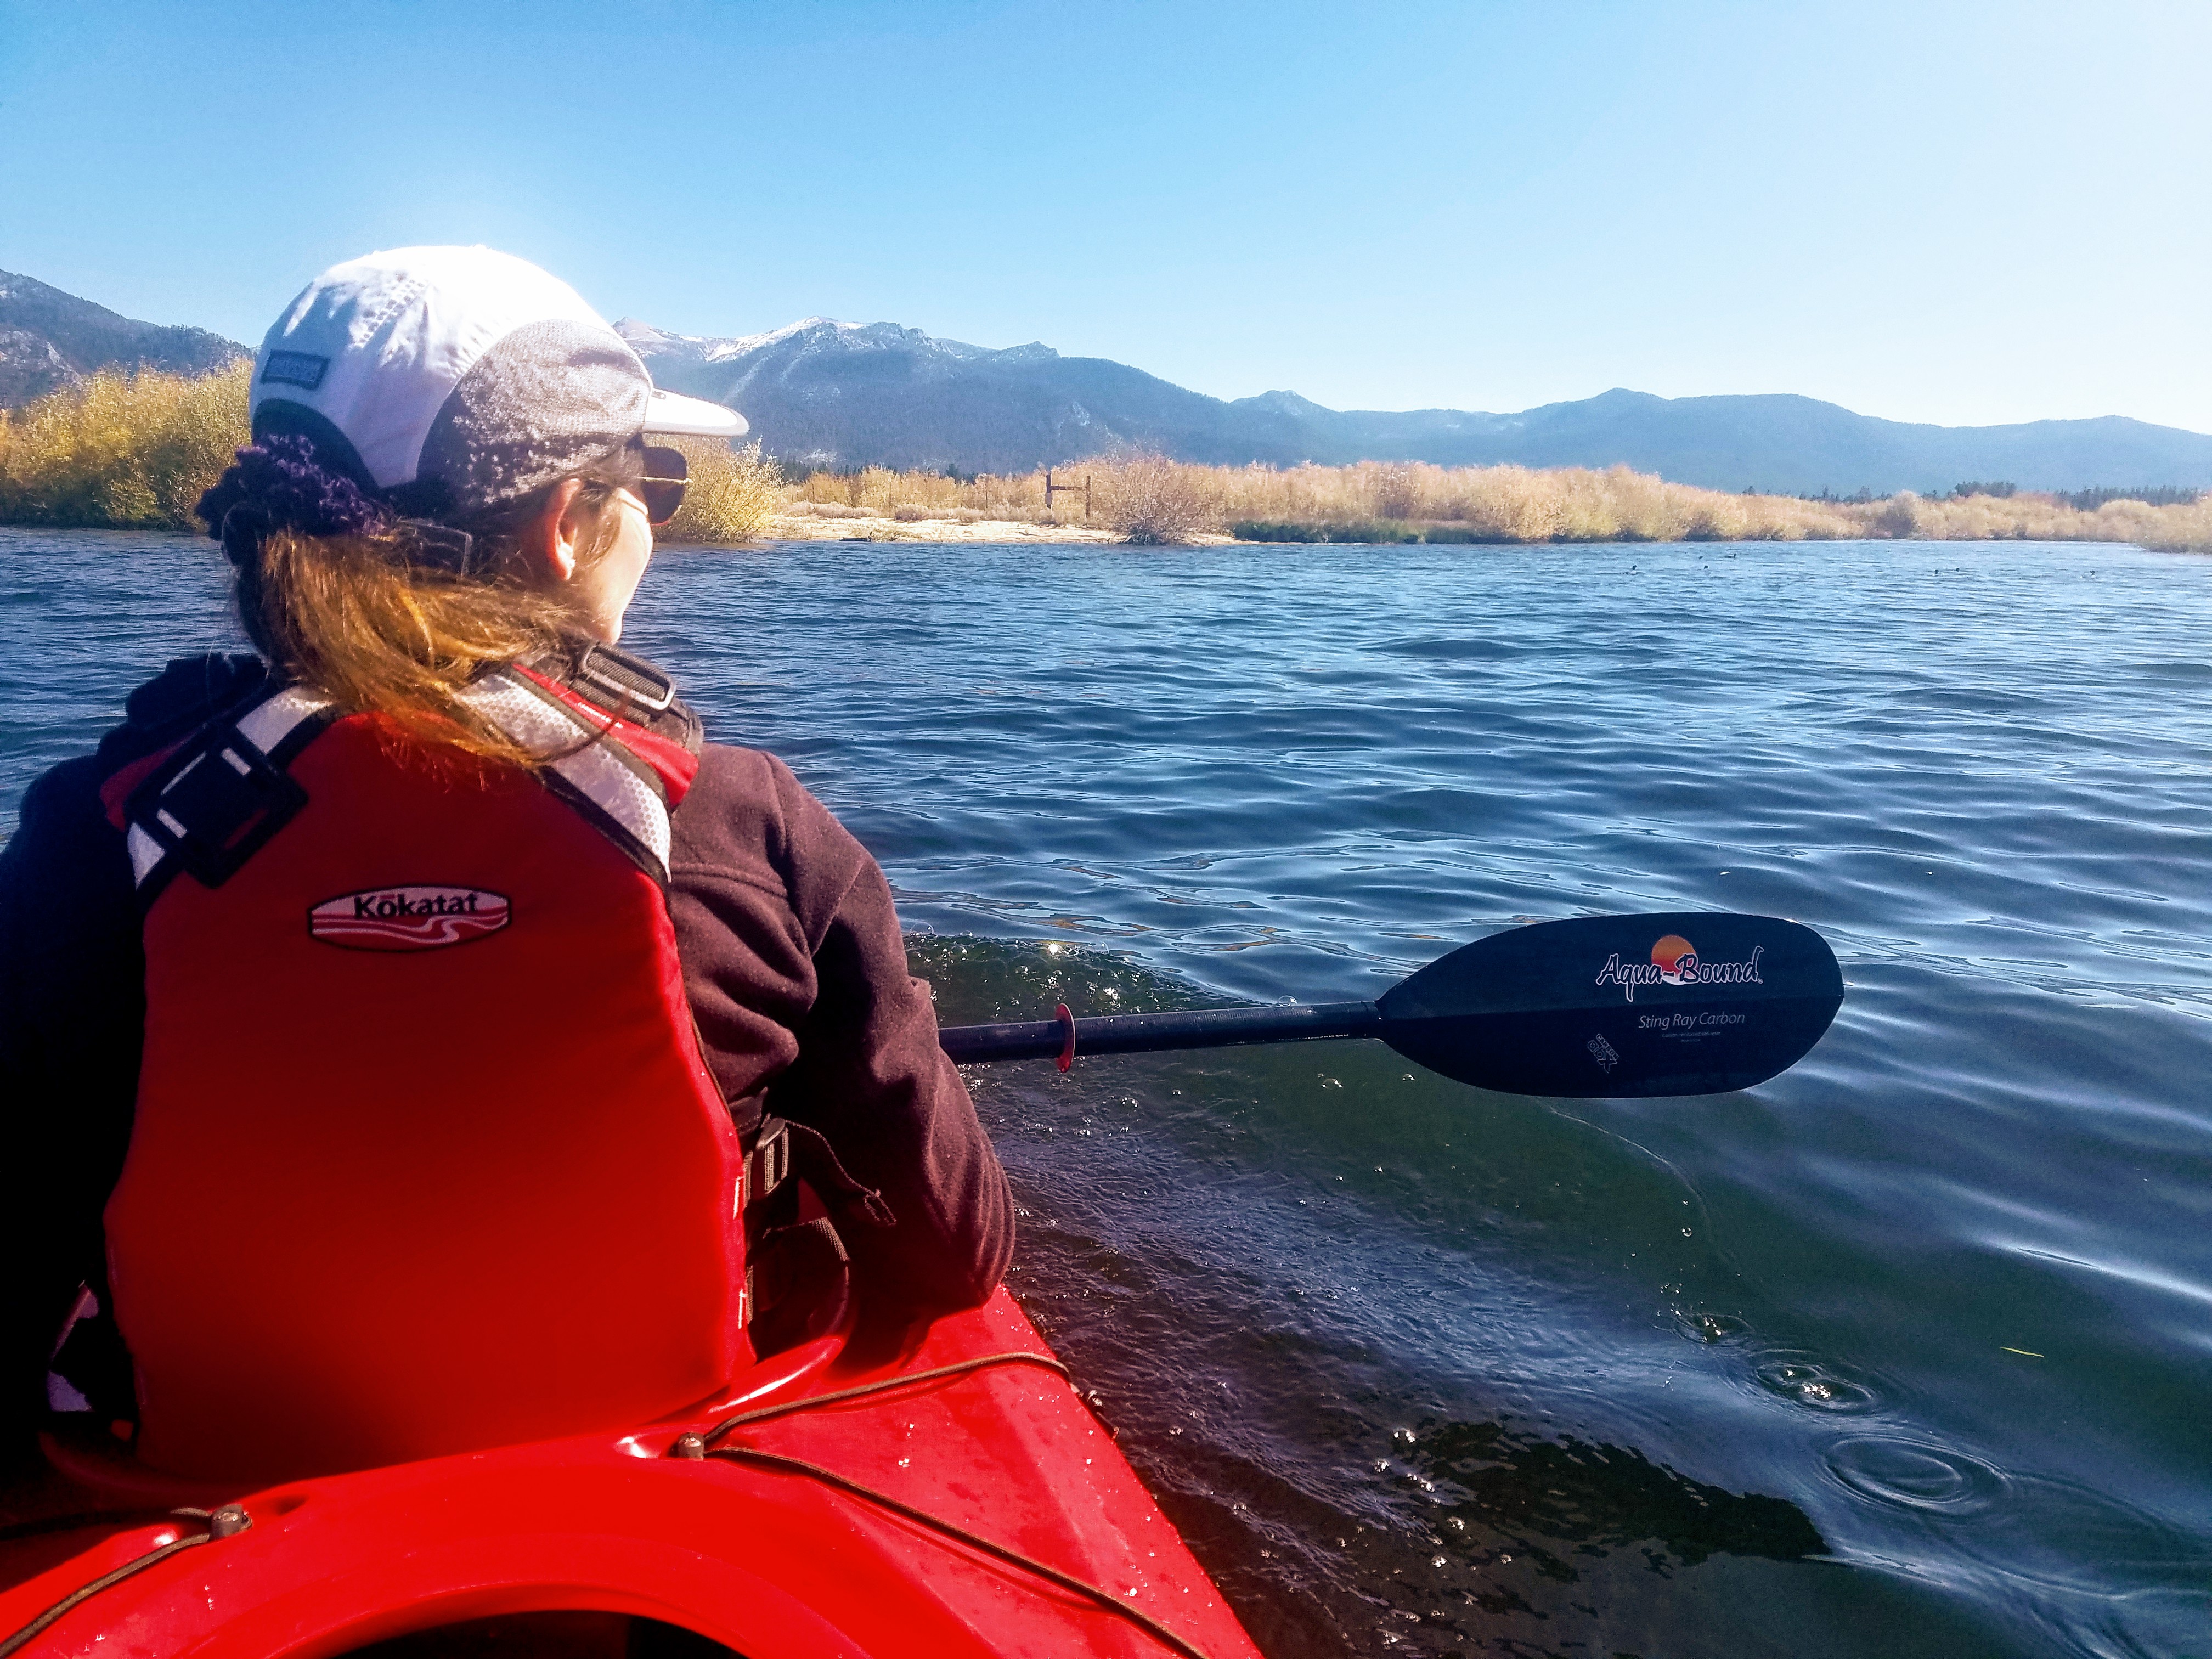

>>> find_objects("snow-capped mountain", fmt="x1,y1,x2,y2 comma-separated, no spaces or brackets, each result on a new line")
617,314,2212,492
614,314,1265,474
619,316,1058,374
8,266,2208,493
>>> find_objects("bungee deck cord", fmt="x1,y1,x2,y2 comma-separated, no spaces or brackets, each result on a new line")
0,1354,1205,1659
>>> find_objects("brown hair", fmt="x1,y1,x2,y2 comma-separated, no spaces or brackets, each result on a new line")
233,457,638,767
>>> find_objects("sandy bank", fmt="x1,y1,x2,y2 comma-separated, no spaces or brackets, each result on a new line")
758,513,1235,545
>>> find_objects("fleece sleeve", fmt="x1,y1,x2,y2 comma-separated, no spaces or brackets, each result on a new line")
666,746,1014,1324
0,757,146,1459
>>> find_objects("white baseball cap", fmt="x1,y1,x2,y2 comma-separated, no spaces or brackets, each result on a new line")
251,245,745,520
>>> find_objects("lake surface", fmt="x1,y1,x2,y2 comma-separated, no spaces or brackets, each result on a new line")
5,528,2210,1658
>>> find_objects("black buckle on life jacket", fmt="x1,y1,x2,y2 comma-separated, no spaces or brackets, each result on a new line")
742,1116,894,1237
747,1117,793,1209
125,723,308,890
574,642,676,716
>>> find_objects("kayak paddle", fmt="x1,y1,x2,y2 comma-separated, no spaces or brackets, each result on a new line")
937,911,1842,1098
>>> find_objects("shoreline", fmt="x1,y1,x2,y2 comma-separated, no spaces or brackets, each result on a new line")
733,514,2197,552
0,518,2191,556
756,512,1236,545
2,363,2202,550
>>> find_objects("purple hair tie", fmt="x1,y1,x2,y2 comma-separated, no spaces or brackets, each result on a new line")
197,435,393,565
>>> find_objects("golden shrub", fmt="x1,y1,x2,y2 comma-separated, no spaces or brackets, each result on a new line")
0,360,251,529
1094,453,1221,544
2117,496,2212,552
655,437,783,545
756,453,2209,548
7,361,2205,556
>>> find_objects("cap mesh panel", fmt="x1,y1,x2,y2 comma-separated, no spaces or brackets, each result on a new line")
412,320,652,518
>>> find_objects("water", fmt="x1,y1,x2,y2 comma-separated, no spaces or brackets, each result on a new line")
5,528,2210,1657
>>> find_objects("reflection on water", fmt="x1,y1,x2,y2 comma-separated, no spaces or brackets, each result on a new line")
6,530,2212,1657
1408,1420,1829,1570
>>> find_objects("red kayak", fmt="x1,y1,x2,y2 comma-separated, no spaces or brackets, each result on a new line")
0,1290,1261,1658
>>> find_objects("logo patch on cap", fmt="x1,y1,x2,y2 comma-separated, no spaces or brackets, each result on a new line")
261,351,330,391
308,886,510,952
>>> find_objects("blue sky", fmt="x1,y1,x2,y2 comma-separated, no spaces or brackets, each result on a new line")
3,0,2206,431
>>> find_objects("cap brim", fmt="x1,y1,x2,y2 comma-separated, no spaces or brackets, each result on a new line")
642,387,748,438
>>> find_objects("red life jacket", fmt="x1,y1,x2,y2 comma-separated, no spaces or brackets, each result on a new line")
97,647,748,1483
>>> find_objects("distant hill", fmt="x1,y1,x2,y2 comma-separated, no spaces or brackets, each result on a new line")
0,270,246,408
623,316,2212,494
7,268,2206,495
616,316,1299,475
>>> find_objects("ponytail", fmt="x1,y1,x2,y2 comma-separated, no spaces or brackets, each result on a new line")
197,436,633,766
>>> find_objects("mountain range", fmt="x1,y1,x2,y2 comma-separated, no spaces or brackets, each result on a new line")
0,270,246,407
619,317,2212,495
5,269,2207,495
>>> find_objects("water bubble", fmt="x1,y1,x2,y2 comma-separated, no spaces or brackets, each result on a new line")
1752,1350,1882,1412
1390,1427,1416,1447
1673,1311,1750,1344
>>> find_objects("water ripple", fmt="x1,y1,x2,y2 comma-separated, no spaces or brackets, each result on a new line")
8,531,2212,1658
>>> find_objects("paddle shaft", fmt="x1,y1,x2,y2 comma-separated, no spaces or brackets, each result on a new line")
938,1001,1380,1064
931,912,1843,1097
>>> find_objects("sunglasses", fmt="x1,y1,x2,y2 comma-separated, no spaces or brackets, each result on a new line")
637,445,688,524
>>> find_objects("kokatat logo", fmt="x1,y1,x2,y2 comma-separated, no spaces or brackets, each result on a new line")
307,886,511,952
1595,935,1764,1003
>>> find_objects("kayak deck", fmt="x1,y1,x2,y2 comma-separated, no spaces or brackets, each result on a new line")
0,1290,1261,1658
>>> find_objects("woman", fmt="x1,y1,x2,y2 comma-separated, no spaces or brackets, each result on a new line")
0,246,1012,1481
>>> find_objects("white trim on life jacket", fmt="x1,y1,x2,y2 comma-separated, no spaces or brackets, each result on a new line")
456,669,674,881
120,666,681,895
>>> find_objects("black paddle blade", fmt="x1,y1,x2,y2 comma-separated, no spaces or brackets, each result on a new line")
1376,912,1842,1098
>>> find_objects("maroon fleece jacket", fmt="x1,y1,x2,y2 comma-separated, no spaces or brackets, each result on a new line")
666,743,1014,1318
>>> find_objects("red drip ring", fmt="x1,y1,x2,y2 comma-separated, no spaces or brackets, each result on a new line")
1054,1004,1075,1073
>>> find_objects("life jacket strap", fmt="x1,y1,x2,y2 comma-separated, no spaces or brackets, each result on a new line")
118,665,686,898
120,687,337,896
742,1115,893,1354
456,671,676,882
743,1116,895,1250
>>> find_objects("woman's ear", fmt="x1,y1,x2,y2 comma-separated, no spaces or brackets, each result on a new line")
520,478,589,582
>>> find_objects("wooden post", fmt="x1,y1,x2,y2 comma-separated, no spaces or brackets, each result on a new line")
1043,467,1089,520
